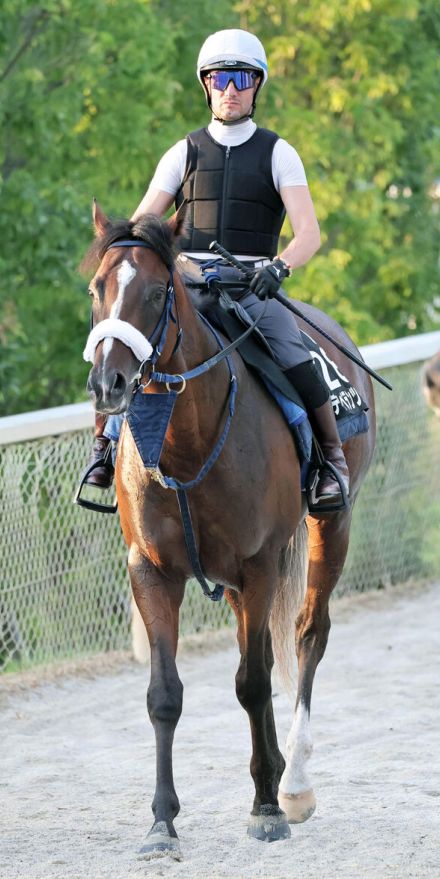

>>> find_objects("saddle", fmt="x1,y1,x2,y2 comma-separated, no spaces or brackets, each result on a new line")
177,255,304,406
179,255,369,469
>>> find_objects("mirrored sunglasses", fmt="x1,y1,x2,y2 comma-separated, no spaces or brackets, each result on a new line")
205,70,258,91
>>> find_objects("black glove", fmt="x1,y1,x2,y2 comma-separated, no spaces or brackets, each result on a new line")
249,258,291,300
249,257,290,299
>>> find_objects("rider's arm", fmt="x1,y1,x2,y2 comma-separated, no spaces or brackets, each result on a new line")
250,142,321,298
131,188,175,221
131,139,187,222
270,139,320,271
278,184,321,270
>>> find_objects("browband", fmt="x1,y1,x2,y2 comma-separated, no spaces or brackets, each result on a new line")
108,239,153,249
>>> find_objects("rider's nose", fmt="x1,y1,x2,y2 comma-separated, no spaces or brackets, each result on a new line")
224,81,238,95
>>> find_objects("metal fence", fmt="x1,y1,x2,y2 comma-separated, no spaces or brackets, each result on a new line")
1,333,439,673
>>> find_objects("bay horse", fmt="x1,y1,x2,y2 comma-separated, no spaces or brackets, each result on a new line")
83,201,376,859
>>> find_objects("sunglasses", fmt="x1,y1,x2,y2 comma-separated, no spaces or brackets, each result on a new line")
205,70,258,92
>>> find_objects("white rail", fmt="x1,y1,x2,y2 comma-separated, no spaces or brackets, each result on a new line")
1,331,439,446
360,331,440,369
0,402,95,445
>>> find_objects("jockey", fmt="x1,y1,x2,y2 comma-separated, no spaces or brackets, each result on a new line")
86,28,349,508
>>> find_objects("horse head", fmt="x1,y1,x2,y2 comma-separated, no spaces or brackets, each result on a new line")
83,200,185,414
422,349,440,417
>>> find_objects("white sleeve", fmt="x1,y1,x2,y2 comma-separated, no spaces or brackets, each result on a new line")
271,139,308,192
147,139,188,196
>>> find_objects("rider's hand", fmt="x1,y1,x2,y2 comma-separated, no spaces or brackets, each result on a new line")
249,258,291,300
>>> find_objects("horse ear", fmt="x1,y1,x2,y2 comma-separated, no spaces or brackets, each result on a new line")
167,200,188,240
92,198,110,237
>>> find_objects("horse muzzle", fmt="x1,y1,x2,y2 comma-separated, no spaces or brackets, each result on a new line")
83,318,153,413
87,365,131,414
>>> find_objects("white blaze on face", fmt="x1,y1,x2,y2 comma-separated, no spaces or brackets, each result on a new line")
279,702,313,796
103,260,137,361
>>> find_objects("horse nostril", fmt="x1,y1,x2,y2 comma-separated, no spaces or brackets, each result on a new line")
111,371,127,395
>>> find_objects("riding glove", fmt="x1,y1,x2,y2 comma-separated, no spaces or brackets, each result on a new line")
249,258,291,300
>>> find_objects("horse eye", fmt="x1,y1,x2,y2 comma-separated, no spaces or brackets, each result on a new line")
148,284,166,302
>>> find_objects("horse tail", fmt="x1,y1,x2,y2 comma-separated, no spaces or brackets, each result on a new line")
270,520,308,695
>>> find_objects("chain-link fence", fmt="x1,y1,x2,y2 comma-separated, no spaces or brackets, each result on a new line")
1,354,439,673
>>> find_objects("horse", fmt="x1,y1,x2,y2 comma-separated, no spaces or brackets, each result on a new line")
82,201,376,859
422,350,440,416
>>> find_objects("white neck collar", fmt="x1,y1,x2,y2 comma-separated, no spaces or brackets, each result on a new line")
207,118,256,146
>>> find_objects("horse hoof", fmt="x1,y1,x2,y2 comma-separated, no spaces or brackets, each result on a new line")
278,789,316,824
138,821,182,861
247,804,291,842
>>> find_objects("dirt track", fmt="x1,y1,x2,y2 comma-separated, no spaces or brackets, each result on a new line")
2,582,440,879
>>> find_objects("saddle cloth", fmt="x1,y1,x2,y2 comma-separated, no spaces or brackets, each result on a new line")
203,295,369,479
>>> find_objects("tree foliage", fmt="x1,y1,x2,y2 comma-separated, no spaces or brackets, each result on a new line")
239,0,440,340
0,0,438,415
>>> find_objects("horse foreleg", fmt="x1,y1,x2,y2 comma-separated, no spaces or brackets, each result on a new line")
128,546,185,860
278,512,352,824
227,575,290,843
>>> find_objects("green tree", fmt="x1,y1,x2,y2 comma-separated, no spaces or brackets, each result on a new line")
237,0,439,342
0,0,235,415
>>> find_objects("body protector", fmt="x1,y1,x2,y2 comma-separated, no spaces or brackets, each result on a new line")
175,127,285,258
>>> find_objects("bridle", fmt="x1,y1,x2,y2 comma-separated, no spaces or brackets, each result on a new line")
83,237,265,394
83,239,180,381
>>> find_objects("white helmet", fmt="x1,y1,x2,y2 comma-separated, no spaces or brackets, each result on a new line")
197,29,268,86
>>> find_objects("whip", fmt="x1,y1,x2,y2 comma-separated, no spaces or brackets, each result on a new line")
209,241,392,391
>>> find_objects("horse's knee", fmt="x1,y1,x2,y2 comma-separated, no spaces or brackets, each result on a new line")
147,677,183,726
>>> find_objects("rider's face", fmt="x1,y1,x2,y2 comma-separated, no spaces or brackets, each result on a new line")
204,73,261,122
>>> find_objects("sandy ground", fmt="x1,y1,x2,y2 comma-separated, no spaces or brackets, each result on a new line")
2,582,440,879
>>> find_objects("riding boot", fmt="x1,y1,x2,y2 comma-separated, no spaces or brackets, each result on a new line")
84,413,114,489
284,361,349,506
307,398,350,504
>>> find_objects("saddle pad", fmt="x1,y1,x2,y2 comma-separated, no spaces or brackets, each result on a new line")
300,331,369,442
208,297,368,442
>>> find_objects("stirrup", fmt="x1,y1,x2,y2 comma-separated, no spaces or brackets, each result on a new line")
306,460,350,514
74,453,118,514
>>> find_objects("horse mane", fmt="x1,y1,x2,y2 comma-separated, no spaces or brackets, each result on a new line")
80,214,175,274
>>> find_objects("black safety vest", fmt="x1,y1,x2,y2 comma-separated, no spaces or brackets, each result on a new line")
175,127,286,258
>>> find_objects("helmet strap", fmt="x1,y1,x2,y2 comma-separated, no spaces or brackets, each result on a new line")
211,110,254,125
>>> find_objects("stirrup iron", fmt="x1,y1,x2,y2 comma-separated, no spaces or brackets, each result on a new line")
306,459,350,514
74,447,118,514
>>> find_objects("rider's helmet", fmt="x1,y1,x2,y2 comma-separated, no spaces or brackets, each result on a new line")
197,29,268,121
